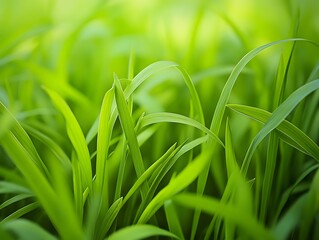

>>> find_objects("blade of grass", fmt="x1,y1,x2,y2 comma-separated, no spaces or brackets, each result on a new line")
96,197,122,240
0,194,33,211
1,219,57,240
107,224,178,240
1,132,82,239
22,124,72,171
260,41,296,222
164,199,185,240
227,103,319,163
44,87,92,220
0,181,32,195
140,112,224,147
223,120,238,240
123,143,177,205
94,86,115,211
87,61,204,143
272,194,307,240
240,81,319,176
135,136,209,222
114,74,149,199
113,136,128,202
194,38,310,239
298,169,319,239
210,38,312,134
273,164,319,222
0,102,48,176
1,202,39,223
138,145,213,224
173,193,274,240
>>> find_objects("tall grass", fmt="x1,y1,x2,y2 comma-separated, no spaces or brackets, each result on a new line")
0,0,319,239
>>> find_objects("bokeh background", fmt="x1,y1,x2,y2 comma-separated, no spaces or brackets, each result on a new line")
1,0,318,127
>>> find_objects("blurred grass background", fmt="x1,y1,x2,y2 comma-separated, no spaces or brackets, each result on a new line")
1,0,318,158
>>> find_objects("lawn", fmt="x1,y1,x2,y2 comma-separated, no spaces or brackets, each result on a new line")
0,0,319,239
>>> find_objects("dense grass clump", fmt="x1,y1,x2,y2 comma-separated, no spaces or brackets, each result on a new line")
0,0,319,239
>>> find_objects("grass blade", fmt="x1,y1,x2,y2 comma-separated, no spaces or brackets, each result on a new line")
44,87,92,220
209,38,311,134
114,74,149,199
173,193,274,240
1,219,57,240
97,197,123,240
1,132,82,239
140,112,224,147
107,224,178,240
123,143,177,205
138,145,213,224
0,194,33,211
0,102,48,176
94,86,115,210
227,104,319,163
230,79,319,174
1,202,39,223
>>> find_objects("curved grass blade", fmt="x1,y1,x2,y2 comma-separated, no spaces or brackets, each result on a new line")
0,181,32,195
87,60,204,143
1,202,39,223
22,124,72,171
272,194,307,240
173,193,274,240
123,143,177,205
164,200,185,240
107,224,178,240
298,169,319,239
1,219,57,240
44,88,93,208
138,145,213,224
196,38,311,239
223,120,238,240
96,197,123,240
0,112,82,238
140,112,224,148
0,102,48,176
238,79,319,174
274,164,319,222
94,86,115,210
135,136,209,222
227,101,319,168
0,194,33,211
114,74,148,199
209,38,312,134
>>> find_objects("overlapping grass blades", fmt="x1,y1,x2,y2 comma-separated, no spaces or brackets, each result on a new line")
45,88,92,221
173,193,274,240
240,79,319,175
1,18,318,238
0,102,82,239
107,224,178,240
227,104,319,161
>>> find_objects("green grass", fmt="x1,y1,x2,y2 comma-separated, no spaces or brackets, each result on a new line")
0,0,319,239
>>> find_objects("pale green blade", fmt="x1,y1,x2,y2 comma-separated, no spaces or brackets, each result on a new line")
239,79,319,174
227,102,319,164
94,86,115,210
138,145,213,224
1,219,57,240
44,88,93,197
173,193,274,240
107,224,178,240
114,74,148,199
140,112,224,147
210,38,310,134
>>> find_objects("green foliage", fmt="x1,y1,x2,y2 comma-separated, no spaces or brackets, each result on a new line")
1,0,319,239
